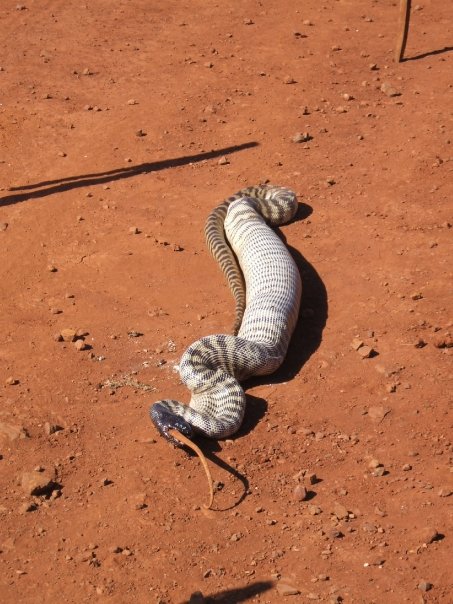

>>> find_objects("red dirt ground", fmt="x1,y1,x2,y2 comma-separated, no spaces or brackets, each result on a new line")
1,1,452,603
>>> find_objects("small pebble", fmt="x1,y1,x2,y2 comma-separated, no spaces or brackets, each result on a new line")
47,264,57,272
438,487,452,497
129,226,140,234
218,156,229,165
357,345,375,358
293,485,308,501
60,328,77,342
418,581,432,592
5,377,19,386
44,422,63,435
74,340,88,351
380,82,401,97
308,505,322,515
276,582,300,596
292,132,311,143
332,502,348,519
417,527,439,545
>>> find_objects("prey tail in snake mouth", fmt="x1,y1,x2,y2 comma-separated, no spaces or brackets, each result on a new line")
149,185,302,507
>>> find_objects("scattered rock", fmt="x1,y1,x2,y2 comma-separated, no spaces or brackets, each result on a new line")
129,226,140,234
433,334,453,349
332,502,348,520
18,501,38,514
306,504,321,515
127,99,138,105
21,469,57,496
368,459,382,469
0,222,8,231
293,485,308,501
351,338,364,350
218,156,229,165
417,527,439,545
5,376,19,386
135,129,147,137
380,82,401,97
129,492,148,510
74,340,88,351
358,345,375,358
292,132,311,143
0,422,29,441
438,487,452,497
44,422,63,436
283,75,296,84
306,472,318,485
410,292,423,301
418,581,432,592
367,406,390,422
276,582,300,596
60,328,77,342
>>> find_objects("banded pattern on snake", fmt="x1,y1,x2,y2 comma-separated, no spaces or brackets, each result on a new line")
150,185,301,447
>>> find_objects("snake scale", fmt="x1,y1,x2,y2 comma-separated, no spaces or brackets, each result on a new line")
150,185,302,449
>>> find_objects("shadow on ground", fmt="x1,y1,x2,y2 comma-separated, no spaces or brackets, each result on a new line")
181,580,274,603
0,142,258,207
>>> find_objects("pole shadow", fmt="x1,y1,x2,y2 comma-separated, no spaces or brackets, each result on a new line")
402,45,453,62
0,141,258,207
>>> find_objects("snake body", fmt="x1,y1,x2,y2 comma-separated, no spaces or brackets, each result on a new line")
150,186,301,446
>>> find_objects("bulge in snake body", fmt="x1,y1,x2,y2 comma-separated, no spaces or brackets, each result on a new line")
150,186,302,442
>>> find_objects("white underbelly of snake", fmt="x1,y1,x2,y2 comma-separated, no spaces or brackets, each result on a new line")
149,186,302,453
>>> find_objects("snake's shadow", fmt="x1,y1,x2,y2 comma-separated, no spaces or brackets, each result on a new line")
245,200,328,385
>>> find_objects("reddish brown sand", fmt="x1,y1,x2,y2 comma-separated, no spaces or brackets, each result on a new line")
1,1,452,603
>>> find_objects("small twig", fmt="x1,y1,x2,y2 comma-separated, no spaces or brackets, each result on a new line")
169,430,214,510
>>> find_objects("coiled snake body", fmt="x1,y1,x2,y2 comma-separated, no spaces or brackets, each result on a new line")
150,186,301,447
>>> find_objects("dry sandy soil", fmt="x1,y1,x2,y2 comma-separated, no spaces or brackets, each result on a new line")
1,1,452,603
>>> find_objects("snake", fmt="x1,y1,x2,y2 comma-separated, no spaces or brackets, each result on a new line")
149,185,302,505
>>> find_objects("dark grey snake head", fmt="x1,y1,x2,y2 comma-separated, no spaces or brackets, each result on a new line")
150,401,194,448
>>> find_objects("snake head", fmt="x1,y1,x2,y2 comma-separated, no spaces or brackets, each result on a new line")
150,402,194,448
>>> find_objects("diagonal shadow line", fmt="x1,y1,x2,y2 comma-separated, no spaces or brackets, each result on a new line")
403,45,453,62
0,141,259,207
